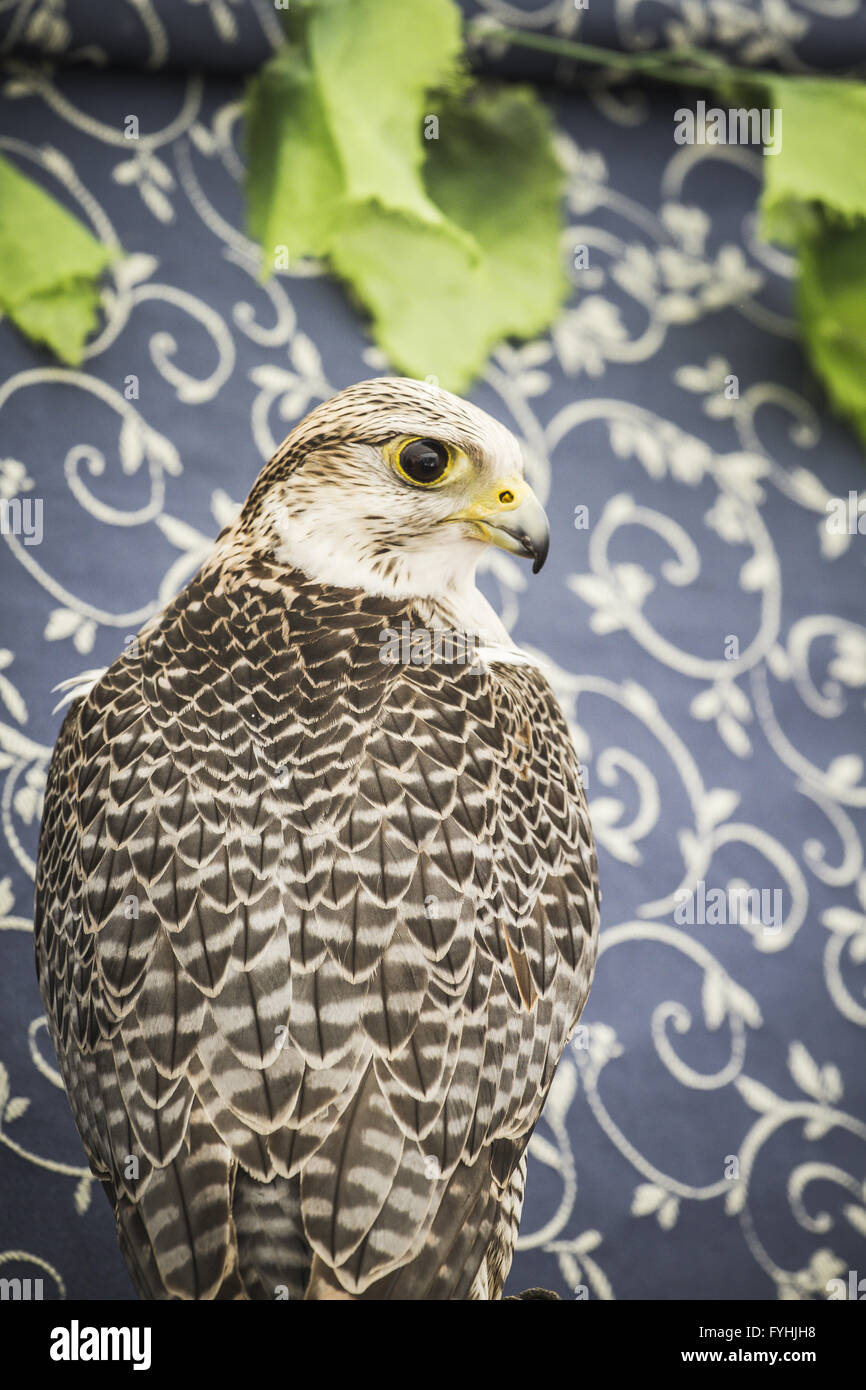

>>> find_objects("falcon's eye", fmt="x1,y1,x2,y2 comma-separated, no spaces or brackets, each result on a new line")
394,437,452,487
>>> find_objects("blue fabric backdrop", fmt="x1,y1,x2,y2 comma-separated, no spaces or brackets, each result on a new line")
0,0,864,1301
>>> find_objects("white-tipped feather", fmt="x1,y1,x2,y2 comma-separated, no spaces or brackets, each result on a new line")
51,669,107,714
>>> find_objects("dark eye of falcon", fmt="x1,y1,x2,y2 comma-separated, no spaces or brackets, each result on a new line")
395,437,451,486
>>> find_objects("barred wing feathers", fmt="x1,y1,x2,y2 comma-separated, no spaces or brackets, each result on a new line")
34,553,599,1299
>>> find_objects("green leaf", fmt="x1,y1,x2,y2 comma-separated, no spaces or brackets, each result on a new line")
308,0,462,228
760,79,866,245
755,78,866,449
245,47,346,263
463,25,866,451
0,154,114,364
244,1,564,387
245,0,465,267
11,282,104,365
328,86,567,391
798,220,866,447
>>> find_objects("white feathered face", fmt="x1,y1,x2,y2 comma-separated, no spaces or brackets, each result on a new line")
246,377,550,600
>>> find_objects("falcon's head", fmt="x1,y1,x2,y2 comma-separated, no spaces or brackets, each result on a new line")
239,377,549,600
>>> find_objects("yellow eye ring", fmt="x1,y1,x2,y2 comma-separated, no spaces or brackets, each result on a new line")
393,437,452,487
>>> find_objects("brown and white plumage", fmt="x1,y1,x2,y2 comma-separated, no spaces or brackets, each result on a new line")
35,377,599,1300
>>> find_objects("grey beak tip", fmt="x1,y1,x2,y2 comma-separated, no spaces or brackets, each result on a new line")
486,505,550,573
517,529,549,573
530,532,550,574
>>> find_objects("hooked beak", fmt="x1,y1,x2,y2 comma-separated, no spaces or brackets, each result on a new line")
447,475,550,574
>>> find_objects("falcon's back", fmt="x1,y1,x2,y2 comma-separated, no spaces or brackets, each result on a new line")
35,538,599,1299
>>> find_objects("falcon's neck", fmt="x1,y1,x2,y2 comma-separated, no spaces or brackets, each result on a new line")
214,519,521,656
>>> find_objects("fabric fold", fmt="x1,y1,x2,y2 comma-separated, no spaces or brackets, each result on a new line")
2,0,866,79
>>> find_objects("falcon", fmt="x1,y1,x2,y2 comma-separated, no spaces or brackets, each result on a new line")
35,377,600,1300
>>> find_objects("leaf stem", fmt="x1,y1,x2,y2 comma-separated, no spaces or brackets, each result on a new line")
467,24,796,94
